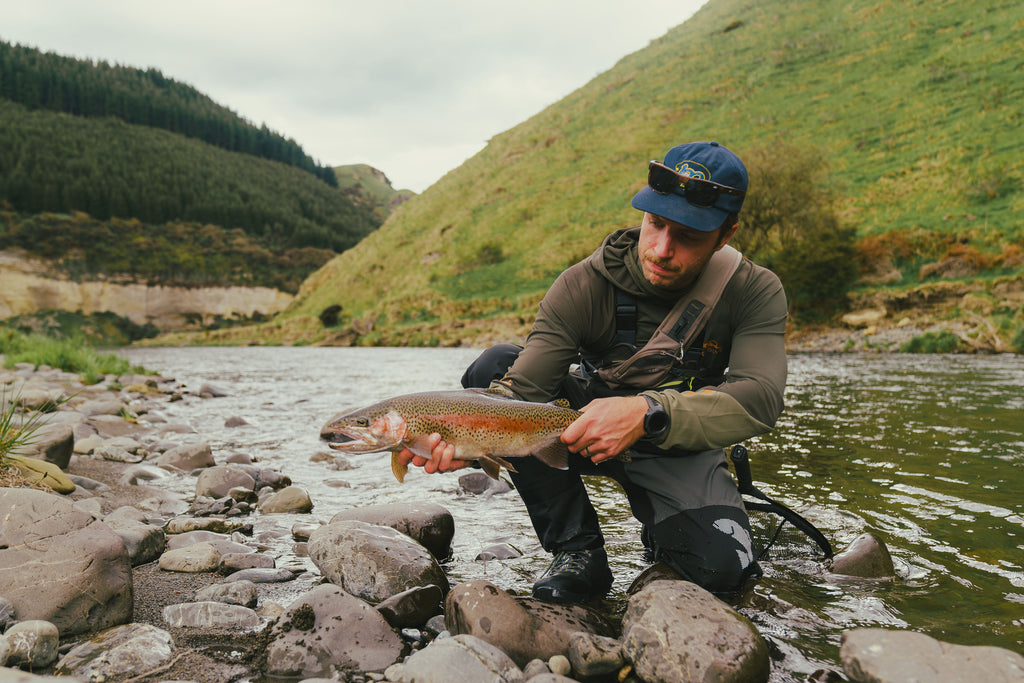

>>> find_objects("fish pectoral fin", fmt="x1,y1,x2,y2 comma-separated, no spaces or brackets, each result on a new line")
478,455,516,480
531,439,571,470
391,452,408,483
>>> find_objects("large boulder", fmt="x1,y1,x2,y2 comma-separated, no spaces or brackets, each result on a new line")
395,634,525,683
264,584,403,678
622,580,769,683
0,488,133,636
308,520,449,603
329,502,455,561
444,580,614,667
840,628,1024,682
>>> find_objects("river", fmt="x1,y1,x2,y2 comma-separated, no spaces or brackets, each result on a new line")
116,346,1024,679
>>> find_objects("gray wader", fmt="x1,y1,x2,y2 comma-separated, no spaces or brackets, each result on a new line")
462,343,761,595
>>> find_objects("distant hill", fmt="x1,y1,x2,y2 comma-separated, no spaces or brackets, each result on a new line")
333,164,416,223
243,0,1021,351
0,40,337,186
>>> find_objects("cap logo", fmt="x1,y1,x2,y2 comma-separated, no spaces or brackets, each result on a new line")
674,161,710,181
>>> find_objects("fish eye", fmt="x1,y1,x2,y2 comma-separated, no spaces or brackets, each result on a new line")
356,417,369,427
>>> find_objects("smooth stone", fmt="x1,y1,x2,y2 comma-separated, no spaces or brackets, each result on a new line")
55,623,175,680
162,601,261,629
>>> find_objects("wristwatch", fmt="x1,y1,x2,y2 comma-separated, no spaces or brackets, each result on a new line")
641,395,669,439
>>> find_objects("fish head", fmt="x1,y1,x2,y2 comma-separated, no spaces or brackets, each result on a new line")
322,407,408,454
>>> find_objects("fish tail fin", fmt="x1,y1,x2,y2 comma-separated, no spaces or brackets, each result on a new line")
531,439,570,470
390,452,408,483
478,455,517,480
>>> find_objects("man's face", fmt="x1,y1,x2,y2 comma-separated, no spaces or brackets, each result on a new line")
637,212,737,290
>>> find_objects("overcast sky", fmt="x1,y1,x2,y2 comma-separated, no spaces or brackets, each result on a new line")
1,1,707,193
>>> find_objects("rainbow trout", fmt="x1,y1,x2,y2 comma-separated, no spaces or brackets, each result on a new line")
321,388,583,482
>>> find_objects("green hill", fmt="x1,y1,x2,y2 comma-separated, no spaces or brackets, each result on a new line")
232,0,1020,350
333,164,416,223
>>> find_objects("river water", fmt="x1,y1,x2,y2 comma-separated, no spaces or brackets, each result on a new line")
117,346,1024,679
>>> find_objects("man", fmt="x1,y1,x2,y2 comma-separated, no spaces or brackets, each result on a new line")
399,141,788,604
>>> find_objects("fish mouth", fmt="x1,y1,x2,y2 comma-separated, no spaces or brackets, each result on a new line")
323,427,390,454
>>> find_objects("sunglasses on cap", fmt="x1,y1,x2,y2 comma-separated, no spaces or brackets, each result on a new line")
647,160,745,209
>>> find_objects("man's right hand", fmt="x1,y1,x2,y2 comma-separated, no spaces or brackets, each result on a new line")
395,433,470,474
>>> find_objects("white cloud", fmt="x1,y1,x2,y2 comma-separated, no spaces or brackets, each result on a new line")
0,0,707,192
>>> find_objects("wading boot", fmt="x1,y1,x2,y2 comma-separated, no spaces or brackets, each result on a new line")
532,548,613,604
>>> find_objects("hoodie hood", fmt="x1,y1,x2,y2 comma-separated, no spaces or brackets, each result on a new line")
585,226,681,303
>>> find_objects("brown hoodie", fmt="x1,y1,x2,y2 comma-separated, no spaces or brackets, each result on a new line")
495,227,788,452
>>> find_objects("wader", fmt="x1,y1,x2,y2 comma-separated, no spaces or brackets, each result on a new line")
462,343,761,595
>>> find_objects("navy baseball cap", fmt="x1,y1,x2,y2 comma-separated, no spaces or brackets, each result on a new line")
631,141,748,232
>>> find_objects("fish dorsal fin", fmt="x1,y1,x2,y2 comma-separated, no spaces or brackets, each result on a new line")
390,453,408,483
551,398,572,409
531,438,570,470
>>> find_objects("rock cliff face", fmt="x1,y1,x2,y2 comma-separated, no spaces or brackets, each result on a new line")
0,251,293,330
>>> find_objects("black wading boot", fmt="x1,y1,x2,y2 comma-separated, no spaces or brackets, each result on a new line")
532,548,613,604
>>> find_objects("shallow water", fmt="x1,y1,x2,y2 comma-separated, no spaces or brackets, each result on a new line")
118,346,1024,679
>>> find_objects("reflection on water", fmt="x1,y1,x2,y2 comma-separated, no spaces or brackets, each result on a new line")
118,347,1024,678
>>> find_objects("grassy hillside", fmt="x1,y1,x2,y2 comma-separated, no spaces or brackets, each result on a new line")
162,0,1024,348
333,164,416,223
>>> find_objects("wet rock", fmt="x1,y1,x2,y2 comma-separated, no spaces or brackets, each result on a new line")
156,442,216,471
309,519,449,603
445,579,614,667
458,470,513,495
2,620,60,669
622,580,769,683
118,463,170,485
830,533,896,578
259,485,314,513
55,624,175,681
224,415,251,427
291,522,320,540
199,382,230,398
87,414,147,438
158,541,223,572
523,659,552,678
195,465,256,499
375,584,444,629
0,596,16,630
264,584,403,678
567,631,625,678
397,633,525,683
476,543,522,561
165,529,239,550
329,501,455,561
94,442,145,463
219,552,274,575
164,516,249,535
77,399,124,417
840,628,1024,682
0,489,132,636
224,567,299,583
626,560,685,594
252,468,292,491
195,580,259,608
162,601,261,629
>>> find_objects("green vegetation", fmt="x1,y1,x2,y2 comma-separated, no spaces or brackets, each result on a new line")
900,330,965,353
0,99,377,252
272,0,1021,348
4,309,160,347
0,210,334,292
0,40,336,186
0,327,143,384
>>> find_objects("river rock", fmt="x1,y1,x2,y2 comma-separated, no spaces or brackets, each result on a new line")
224,567,299,583
4,455,76,493
164,515,249,534
87,414,148,438
445,580,614,667
308,519,449,603
622,580,770,683
264,584,403,678
0,488,132,636
259,485,314,513
328,501,455,561
55,623,175,681
162,601,261,629
840,628,1024,682
375,584,445,629
23,422,74,470
395,633,526,683
155,442,216,470
199,382,229,398
0,597,16,630
94,442,145,463
195,580,259,608
567,631,625,678
830,533,896,578
2,620,60,669
102,509,166,566
117,463,170,485
195,465,256,499
219,552,274,574
158,541,223,572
